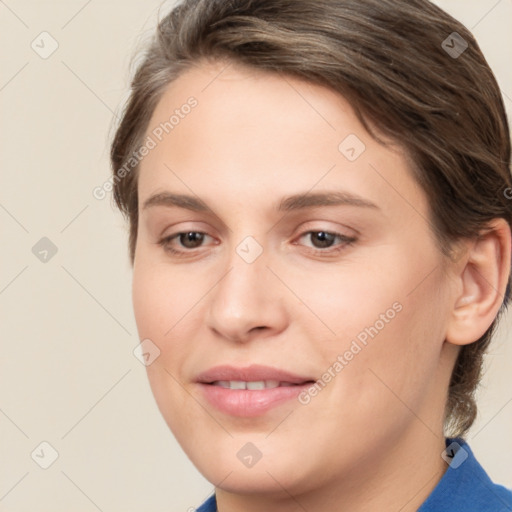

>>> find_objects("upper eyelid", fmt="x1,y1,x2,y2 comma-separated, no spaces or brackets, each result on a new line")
159,218,357,237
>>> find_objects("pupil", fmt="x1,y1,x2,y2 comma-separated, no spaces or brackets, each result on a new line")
181,232,204,248
313,231,334,248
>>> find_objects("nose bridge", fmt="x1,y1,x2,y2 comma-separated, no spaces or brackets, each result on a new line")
216,235,269,317
205,234,286,341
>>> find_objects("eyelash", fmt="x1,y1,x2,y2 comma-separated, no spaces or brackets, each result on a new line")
156,230,357,258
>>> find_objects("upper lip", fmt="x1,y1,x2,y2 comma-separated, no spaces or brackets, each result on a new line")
196,364,316,384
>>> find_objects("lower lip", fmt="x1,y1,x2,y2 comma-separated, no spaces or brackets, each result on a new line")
198,383,312,417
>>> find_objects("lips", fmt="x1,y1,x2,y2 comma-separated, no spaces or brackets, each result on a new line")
196,364,316,417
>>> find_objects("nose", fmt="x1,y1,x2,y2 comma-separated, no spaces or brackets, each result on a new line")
205,240,289,343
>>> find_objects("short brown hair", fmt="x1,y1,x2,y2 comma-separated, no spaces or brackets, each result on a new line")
110,0,512,437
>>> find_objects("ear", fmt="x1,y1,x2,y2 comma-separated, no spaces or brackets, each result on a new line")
445,218,511,346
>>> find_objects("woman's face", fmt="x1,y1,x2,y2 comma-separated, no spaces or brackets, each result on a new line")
132,60,457,497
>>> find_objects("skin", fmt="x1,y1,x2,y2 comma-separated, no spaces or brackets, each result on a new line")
131,59,511,512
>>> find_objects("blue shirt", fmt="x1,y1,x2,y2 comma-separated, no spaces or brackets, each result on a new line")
196,438,512,511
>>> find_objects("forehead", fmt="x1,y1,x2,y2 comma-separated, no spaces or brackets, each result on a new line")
138,59,428,223
145,59,362,152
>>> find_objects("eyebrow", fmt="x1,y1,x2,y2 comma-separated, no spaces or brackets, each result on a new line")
141,190,379,212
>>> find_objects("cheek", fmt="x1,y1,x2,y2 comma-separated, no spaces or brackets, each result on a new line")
131,264,196,428
132,269,164,342
131,259,210,381
279,256,404,352
295,250,449,404
132,259,201,340
131,262,192,399
343,276,448,423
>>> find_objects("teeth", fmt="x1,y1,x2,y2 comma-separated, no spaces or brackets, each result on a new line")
247,381,278,390
213,380,281,389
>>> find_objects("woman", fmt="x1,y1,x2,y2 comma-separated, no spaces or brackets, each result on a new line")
110,0,512,510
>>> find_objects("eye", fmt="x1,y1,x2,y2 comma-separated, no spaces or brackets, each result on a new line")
157,229,356,258
157,231,214,255
296,230,356,253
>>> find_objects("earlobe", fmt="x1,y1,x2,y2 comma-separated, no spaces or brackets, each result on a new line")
446,218,511,346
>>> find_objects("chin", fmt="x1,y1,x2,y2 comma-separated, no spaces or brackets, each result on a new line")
200,464,309,497
186,438,320,496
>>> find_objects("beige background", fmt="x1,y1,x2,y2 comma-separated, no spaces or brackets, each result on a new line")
1,1,511,511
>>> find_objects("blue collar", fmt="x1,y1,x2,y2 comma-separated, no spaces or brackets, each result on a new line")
418,437,512,511
196,438,512,511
